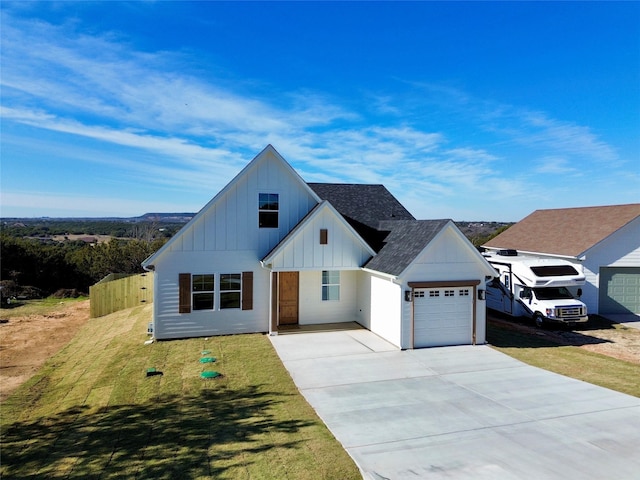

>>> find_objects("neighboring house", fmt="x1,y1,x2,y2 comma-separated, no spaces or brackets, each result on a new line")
142,145,496,348
483,204,640,316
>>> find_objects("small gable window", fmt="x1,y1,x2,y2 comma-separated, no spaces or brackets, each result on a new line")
320,229,328,245
192,274,215,310
259,193,279,228
322,270,340,301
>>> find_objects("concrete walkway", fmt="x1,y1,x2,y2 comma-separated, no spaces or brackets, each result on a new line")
270,330,640,479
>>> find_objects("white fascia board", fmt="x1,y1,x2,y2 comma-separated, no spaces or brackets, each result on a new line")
323,200,377,257
265,145,323,204
142,144,321,269
360,267,400,283
261,203,323,265
508,249,579,261
261,200,376,265
399,220,497,279
445,220,499,276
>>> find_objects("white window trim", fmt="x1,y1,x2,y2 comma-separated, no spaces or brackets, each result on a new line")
321,270,340,301
220,273,242,309
192,273,215,311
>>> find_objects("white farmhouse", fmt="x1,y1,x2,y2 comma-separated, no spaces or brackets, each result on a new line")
143,145,496,348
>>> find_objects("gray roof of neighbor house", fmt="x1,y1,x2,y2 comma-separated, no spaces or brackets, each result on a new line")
308,183,415,252
364,219,450,276
483,203,640,257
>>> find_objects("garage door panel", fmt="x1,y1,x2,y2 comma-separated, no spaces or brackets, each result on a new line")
414,288,473,348
599,267,640,315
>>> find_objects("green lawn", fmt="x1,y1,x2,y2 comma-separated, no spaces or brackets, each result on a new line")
0,304,360,480
487,320,640,398
4,303,637,479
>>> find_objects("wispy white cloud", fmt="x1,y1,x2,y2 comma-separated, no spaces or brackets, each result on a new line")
0,10,627,221
534,157,581,175
516,111,618,163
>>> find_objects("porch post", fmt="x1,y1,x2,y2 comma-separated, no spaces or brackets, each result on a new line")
270,271,278,334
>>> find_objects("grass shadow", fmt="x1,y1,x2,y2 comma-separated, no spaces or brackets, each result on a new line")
1,385,313,479
487,313,614,349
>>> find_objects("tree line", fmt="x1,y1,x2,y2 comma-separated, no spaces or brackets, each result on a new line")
1,219,510,302
1,219,183,239
0,235,166,300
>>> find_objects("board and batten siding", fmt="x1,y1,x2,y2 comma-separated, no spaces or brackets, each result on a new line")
149,149,321,339
265,205,373,270
162,150,318,258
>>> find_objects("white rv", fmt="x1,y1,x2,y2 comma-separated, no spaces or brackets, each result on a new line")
484,249,588,327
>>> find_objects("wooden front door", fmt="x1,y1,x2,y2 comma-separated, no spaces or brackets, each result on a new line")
278,272,299,325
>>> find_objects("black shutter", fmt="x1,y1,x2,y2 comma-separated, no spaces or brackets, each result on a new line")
242,271,253,310
179,273,191,313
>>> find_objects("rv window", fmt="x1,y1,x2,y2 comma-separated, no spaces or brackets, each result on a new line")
520,287,532,299
533,287,574,300
531,265,579,277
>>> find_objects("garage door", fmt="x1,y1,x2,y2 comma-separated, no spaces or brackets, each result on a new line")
599,267,640,314
414,287,473,348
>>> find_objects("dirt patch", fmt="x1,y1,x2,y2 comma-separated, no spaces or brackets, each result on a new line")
488,312,640,364
0,300,90,402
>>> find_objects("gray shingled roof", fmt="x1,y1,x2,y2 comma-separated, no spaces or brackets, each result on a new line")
364,219,450,276
307,183,415,251
307,183,414,228
308,183,454,276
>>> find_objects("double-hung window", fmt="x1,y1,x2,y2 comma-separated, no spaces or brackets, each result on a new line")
322,271,340,301
220,273,242,309
259,193,279,228
192,274,215,310
179,272,252,313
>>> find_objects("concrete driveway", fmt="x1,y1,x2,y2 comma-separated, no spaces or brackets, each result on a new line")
604,313,640,330
270,329,640,479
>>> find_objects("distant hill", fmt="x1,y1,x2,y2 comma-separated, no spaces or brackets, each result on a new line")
135,213,195,223
2,213,196,224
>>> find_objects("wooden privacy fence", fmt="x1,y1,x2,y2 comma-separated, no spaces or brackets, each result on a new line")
90,273,153,318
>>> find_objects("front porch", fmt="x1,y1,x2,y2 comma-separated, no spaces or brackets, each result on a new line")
268,270,363,334
275,321,364,335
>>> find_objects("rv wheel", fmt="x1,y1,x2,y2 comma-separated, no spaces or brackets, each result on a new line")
533,313,545,328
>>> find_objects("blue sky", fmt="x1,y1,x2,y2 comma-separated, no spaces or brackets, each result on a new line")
1,1,638,221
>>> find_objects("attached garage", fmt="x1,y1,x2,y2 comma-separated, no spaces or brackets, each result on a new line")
599,267,640,315
410,281,480,348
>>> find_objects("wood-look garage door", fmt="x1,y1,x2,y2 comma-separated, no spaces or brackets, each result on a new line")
413,287,473,348
599,267,640,315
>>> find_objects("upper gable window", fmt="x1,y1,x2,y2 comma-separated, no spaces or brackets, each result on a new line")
259,193,279,228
